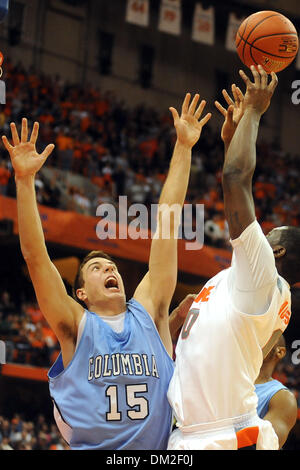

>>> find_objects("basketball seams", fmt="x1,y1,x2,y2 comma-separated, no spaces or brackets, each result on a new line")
250,46,258,66
237,34,297,59
242,13,282,62
236,18,249,48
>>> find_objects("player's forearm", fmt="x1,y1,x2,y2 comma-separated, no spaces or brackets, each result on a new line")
159,141,192,209
223,108,260,180
15,175,49,262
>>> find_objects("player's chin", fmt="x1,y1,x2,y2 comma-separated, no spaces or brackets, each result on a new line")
104,287,124,298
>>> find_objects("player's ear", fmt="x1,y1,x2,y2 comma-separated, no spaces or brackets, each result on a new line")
272,245,286,259
277,347,286,360
76,288,88,303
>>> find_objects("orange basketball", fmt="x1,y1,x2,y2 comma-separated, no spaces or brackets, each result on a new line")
236,11,299,73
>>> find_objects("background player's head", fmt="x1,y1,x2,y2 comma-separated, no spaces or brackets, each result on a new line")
266,226,300,285
263,335,286,368
73,250,126,312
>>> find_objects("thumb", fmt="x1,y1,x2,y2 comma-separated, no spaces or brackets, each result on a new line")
40,143,55,161
169,107,179,125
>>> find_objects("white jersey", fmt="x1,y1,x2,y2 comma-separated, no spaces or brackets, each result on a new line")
168,220,291,428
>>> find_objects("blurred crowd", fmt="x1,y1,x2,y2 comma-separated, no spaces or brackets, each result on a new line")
0,413,69,450
0,60,299,248
0,290,59,368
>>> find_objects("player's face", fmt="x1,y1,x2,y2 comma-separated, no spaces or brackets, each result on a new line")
82,257,125,304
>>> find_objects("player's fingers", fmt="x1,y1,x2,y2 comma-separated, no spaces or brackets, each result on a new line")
239,69,252,88
232,84,239,104
21,117,28,143
199,112,212,127
194,99,206,120
226,105,234,124
268,72,278,94
1,135,13,152
250,65,260,87
181,93,191,115
40,143,55,161
235,86,244,102
258,65,268,88
10,122,20,146
169,107,180,124
222,89,234,106
30,122,39,145
188,94,200,115
214,101,227,118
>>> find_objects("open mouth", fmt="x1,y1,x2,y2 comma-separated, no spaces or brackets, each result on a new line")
104,276,119,291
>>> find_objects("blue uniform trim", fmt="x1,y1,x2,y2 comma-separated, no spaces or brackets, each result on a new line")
255,379,287,419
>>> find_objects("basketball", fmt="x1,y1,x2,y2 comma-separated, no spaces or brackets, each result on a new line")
236,11,299,73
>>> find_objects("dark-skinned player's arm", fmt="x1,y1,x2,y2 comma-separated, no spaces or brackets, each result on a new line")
134,94,211,356
2,119,84,366
263,389,297,449
221,66,283,357
222,65,278,239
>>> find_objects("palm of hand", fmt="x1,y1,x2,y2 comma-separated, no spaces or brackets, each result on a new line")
11,142,43,177
177,114,201,147
221,102,244,142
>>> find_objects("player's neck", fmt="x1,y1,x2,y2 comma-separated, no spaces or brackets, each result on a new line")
88,299,127,317
255,363,275,384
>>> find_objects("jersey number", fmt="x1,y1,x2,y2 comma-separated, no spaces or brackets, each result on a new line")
105,384,149,421
181,308,200,340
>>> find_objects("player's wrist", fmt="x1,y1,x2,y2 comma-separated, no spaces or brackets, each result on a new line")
175,140,193,152
244,106,263,119
15,173,36,184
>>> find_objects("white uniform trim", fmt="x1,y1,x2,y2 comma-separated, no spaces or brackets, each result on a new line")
53,402,72,445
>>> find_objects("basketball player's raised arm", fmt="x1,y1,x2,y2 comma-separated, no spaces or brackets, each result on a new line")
2,119,83,347
222,65,278,239
134,94,211,350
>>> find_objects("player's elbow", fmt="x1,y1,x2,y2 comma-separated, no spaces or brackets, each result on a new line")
222,166,253,189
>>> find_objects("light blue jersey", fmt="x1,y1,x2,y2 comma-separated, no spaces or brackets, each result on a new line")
255,379,287,419
48,298,174,450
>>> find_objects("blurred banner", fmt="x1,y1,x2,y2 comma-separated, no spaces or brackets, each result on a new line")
0,196,231,279
226,12,245,51
192,3,215,45
158,0,181,36
126,0,149,27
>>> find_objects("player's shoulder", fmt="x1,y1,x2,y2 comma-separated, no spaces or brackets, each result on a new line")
205,267,231,286
270,387,298,416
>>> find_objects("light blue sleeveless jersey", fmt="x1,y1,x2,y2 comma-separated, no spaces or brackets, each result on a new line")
255,379,287,419
48,298,174,450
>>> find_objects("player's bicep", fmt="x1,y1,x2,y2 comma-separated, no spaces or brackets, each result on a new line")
27,258,83,341
264,390,297,448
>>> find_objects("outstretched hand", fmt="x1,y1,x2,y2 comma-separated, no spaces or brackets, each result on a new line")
170,93,212,149
2,118,55,178
239,64,278,116
215,84,245,147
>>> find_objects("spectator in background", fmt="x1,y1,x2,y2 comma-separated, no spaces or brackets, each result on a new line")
0,159,11,195
0,437,13,450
